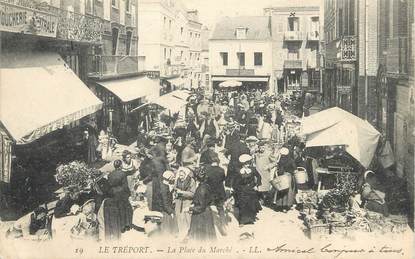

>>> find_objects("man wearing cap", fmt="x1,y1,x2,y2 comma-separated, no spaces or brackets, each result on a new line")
245,136,259,155
255,141,276,206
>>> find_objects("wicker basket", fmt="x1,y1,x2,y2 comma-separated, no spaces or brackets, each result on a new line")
271,173,291,191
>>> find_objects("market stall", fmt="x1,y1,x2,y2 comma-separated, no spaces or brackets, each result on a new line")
298,107,409,238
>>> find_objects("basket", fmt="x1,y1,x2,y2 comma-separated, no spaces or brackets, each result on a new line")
271,173,291,191
294,167,308,184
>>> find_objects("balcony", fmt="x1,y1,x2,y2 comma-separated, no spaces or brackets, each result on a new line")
307,31,320,41
0,0,104,44
284,60,303,69
226,69,255,76
284,31,304,41
386,37,408,77
160,64,181,78
87,55,145,79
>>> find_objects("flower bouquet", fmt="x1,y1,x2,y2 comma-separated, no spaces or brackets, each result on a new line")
55,161,97,193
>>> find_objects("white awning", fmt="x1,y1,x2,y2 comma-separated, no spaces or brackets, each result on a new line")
98,76,160,103
153,93,187,114
212,76,269,82
171,90,190,100
0,52,103,144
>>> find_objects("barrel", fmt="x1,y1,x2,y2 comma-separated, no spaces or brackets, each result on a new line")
294,167,308,184
271,173,291,191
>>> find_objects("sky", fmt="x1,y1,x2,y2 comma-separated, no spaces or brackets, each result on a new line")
183,0,322,29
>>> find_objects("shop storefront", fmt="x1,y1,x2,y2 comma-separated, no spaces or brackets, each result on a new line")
211,76,270,92
94,76,160,143
0,51,103,214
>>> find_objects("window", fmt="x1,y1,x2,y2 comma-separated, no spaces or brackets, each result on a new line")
237,52,245,66
220,52,228,66
126,0,130,12
236,27,247,39
254,52,263,66
164,48,167,59
169,20,172,30
169,49,172,58
85,0,93,14
163,17,166,27
181,27,183,35
111,0,117,8
112,28,119,55
288,47,299,60
311,17,319,34
288,17,299,31
190,32,193,38
126,31,132,55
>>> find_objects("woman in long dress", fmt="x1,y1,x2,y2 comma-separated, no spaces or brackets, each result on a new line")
233,154,262,225
187,167,216,241
98,160,133,241
273,147,296,212
174,167,196,240
160,170,178,236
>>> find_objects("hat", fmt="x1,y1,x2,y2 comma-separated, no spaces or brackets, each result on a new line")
239,154,253,163
206,149,220,164
245,136,259,143
162,170,175,181
280,147,289,156
258,139,269,146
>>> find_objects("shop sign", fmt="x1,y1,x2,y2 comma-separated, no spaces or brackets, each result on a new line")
337,85,351,94
0,1,58,37
56,10,103,43
340,36,356,62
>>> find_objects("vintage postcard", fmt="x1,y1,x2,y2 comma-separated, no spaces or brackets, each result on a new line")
0,0,414,258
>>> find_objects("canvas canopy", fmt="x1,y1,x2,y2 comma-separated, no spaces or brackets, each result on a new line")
218,80,242,88
153,91,187,114
0,52,103,144
98,76,160,103
301,107,381,168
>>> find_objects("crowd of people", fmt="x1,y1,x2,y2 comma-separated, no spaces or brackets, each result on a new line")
5,88,316,243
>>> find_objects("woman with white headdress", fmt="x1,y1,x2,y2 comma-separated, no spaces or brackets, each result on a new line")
272,147,296,212
174,167,196,240
233,154,262,226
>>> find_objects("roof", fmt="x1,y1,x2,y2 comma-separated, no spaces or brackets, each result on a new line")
210,16,272,40
98,76,160,103
0,52,103,144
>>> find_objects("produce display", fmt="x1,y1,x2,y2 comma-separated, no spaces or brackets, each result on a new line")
321,172,359,210
55,161,99,193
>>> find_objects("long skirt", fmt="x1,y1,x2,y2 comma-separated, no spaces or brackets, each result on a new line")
235,190,261,225
175,200,193,239
160,212,178,236
117,198,133,230
273,173,296,209
188,207,216,241
98,198,122,241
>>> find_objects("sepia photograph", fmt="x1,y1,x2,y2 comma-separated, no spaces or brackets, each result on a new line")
0,0,414,258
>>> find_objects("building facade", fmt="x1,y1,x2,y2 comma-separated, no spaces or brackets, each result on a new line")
322,0,414,228
209,16,273,93
265,6,321,94
201,26,211,90
0,0,128,212
138,0,203,91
